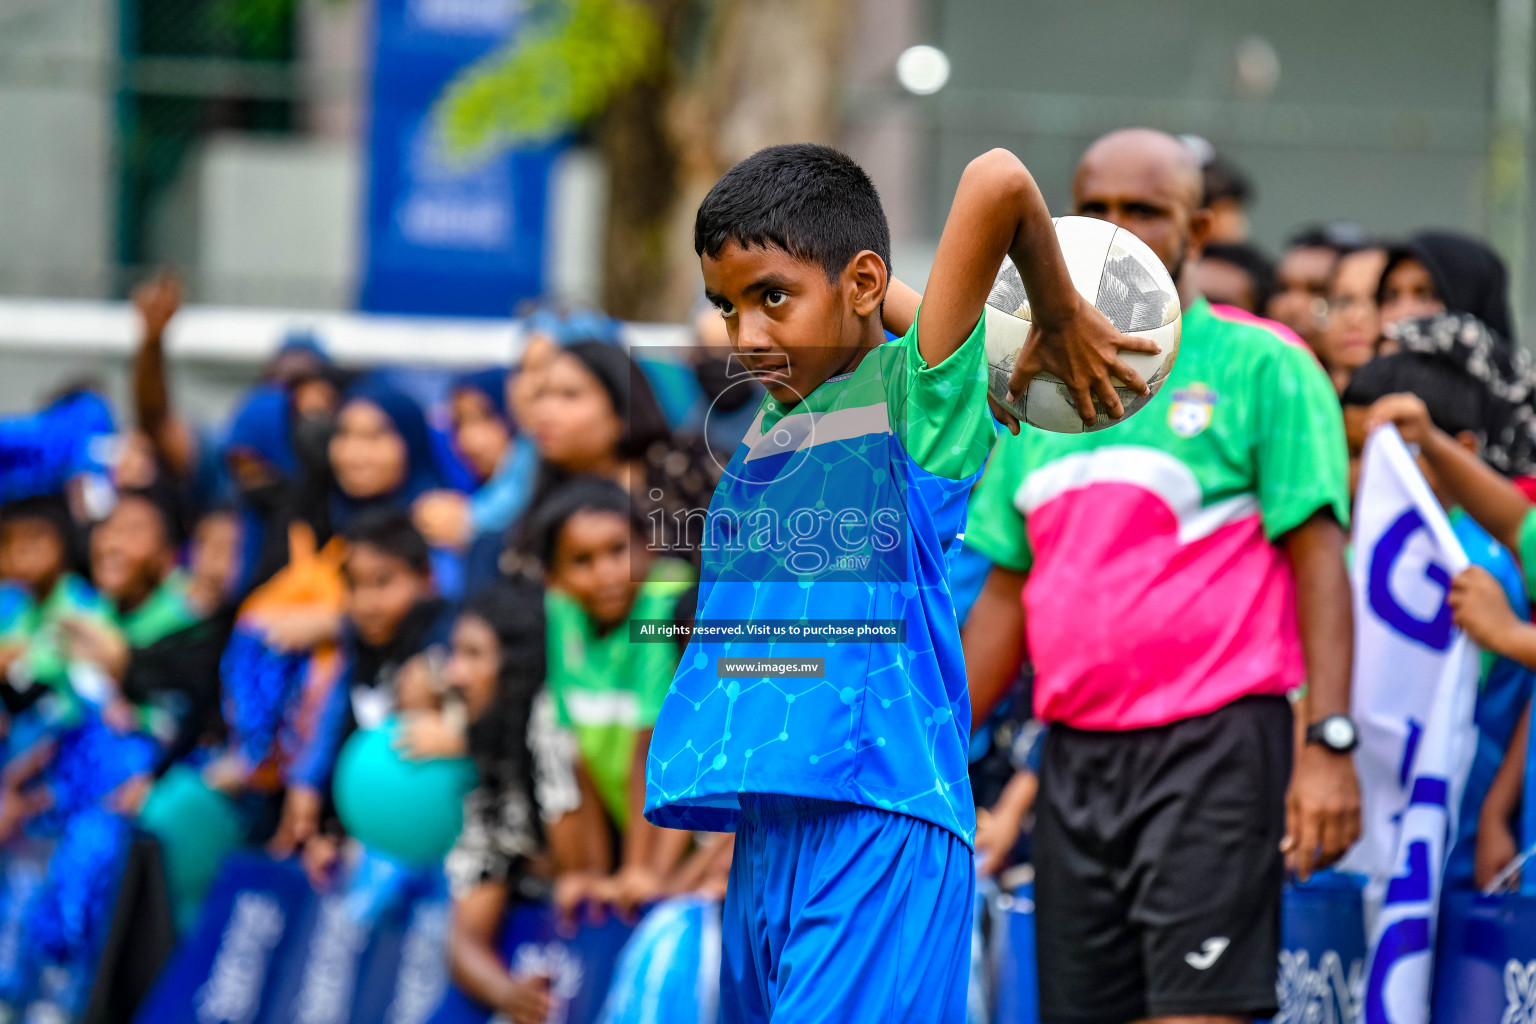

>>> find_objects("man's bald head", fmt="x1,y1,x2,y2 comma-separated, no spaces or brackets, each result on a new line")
1077,129,1203,208
1072,128,1212,291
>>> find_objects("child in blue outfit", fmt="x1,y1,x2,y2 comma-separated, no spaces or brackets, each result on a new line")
643,143,1158,1021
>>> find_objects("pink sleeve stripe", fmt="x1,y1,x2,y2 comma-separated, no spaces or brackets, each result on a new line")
1205,303,1323,365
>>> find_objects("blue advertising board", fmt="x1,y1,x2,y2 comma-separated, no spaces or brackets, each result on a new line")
360,0,564,317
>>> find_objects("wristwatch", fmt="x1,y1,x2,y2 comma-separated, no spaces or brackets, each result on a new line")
1305,714,1359,754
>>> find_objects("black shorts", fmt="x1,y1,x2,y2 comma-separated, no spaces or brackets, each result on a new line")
1033,695,1292,1024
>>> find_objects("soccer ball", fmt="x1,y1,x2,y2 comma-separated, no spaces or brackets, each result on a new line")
984,215,1181,433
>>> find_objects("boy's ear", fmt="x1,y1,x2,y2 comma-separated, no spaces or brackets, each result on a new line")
1453,430,1481,455
846,250,889,319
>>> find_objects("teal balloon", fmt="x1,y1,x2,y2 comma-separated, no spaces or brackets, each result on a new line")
140,765,247,932
332,717,477,867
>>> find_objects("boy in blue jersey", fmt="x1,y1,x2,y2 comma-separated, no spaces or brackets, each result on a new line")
643,142,1159,1022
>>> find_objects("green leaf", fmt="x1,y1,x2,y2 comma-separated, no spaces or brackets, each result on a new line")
434,0,662,161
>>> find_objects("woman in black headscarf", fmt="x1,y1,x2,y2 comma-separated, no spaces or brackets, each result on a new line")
1376,230,1536,475
1378,230,1516,345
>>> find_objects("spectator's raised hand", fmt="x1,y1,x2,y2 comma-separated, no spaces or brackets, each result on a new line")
1450,566,1521,654
132,271,182,342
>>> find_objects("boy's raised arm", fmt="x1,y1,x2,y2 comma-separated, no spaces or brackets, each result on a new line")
917,148,1159,425
1368,393,1532,553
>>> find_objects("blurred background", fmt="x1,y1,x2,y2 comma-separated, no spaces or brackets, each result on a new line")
0,0,1530,409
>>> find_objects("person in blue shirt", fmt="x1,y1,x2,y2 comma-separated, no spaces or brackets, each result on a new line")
1342,352,1536,892
643,142,1156,1022
415,368,539,595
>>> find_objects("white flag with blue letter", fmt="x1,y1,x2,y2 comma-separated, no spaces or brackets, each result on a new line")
1346,426,1480,1024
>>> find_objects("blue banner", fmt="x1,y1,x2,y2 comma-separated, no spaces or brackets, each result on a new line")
359,0,563,317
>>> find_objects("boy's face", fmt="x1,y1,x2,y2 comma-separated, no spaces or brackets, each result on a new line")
0,518,66,594
547,509,646,628
702,240,885,408
92,496,174,606
344,542,430,647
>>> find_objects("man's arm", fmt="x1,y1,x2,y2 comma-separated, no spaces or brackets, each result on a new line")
918,149,1159,424
1368,393,1531,553
964,565,1030,725
1281,510,1362,881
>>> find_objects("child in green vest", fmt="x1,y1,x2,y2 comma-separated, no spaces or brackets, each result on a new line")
518,476,695,919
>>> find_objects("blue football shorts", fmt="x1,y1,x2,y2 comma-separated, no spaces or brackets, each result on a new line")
721,794,974,1023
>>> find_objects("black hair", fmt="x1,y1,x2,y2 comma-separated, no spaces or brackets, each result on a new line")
1201,154,1253,207
1375,230,1515,345
0,494,83,579
114,487,187,549
694,143,892,285
460,577,546,829
1286,222,1372,255
342,508,431,575
560,341,671,459
1200,242,1276,311
523,341,673,522
515,475,645,573
1341,352,1489,438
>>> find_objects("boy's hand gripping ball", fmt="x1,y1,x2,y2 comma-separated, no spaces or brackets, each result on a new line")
986,215,1182,433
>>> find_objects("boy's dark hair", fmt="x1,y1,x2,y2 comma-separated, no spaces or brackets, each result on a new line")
694,143,892,286
516,475,646,571
343,509,431,575
1200,242,1276,311
1342,353,1488,438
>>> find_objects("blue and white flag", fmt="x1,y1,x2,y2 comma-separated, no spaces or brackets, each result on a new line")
1346,426,1480,1024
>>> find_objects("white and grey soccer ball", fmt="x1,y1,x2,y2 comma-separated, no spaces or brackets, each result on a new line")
985,215,1181,433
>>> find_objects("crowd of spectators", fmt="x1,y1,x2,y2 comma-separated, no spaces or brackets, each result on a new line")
0,141,1532,1022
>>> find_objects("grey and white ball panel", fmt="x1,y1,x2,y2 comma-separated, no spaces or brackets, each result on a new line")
982,216,1181,434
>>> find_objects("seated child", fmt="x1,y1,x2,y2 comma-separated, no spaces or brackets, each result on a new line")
516,476,695,917
416,368,539,597
285,509,455,882
0,496,113,726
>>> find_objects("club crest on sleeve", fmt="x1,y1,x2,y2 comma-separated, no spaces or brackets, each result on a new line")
1167,383,1218,438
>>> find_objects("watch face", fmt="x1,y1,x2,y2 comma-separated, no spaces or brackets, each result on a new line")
1322,717,1356,750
